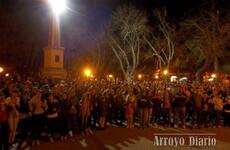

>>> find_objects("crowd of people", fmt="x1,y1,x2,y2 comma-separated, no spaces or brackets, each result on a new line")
0,77,230,150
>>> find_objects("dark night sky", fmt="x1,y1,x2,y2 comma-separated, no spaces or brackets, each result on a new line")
1,0,229,45
64,0,229,51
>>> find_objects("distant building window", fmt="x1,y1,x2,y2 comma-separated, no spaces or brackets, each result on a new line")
55,55,60,63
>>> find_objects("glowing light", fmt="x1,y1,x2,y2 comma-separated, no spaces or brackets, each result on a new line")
170,76,178,82
155,75,159,79
84,68,91,77
90,75,94,78
48,0,67,15
211,74,216,78
163,69,168,75
138,74,142,79
0,67,3,73
108,74,113,78
179,77,188,81
5,73,9,77
208,78,214,82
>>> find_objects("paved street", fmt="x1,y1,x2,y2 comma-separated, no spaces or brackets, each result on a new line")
30,126,230,150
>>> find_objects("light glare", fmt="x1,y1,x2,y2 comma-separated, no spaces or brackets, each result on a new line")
84,69,91,77
0,67,3,73
108,74,113,78
163,69,168,75
155,75,159,79
48,0,67,15
170,76,178,82
138,74,142,79
211,74,216,78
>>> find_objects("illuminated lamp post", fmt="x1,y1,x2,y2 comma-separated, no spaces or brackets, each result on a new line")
42,0,67,79
138,74,143,80
84,68,92,78
0,67,3,73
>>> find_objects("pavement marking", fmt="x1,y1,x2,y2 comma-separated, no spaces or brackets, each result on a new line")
79,139,88,148
116,143,124,148
24,147,31,150
152,126,167,131
167,127,184,133
105,145,116,150
127,138,138,144
123,141,132,146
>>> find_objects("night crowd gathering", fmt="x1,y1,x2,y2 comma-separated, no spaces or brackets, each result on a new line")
0,75,230,150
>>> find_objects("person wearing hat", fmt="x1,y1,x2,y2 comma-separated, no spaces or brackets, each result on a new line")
5,89,20,146
0,91,9,150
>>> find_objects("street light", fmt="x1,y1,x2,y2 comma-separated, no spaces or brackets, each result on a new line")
90,74,94,78
155,75,159,79
211,73,216,78
163,69,168,75
0,67,3,73
138,74,142,80
43,0,67,78
108,74,113,78
84,68,91,78
48,0,67,15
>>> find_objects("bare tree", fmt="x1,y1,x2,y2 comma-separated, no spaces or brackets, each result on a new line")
182,10,230,79
145,8,175,70
108,5,148,83
89,32,109,78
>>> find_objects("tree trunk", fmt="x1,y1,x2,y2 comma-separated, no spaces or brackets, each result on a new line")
126,72,134,84
195,59,211,82
214,56,219,73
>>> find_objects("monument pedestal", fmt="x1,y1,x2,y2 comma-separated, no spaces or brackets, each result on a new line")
42,47,67,79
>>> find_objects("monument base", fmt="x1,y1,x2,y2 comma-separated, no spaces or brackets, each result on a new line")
42,68,67,79
42,46,67,79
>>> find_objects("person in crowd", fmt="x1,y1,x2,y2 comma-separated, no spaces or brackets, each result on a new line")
58,93,70,140
191,87,203,128
139,90,149,128
213,91,224,128
91,89,99,128
98,93,106,129
207,95,216,127
80,93,92,135
29,88,46,146
113,88,122,126
162,88,172,127
147,90,153,127
173,87,187,128
46,92,59,142
201,92,209,127
104,89,113,125
18,90,31,148
223,96,230,127
152,90,162,125
0,91,9,150
68,87,78,136
125,88,136,128
5,89,20,146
